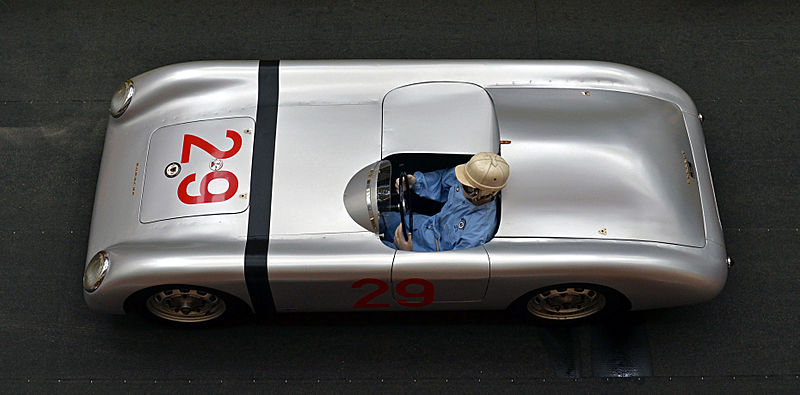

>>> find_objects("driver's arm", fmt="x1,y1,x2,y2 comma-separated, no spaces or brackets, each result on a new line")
411,168,458,203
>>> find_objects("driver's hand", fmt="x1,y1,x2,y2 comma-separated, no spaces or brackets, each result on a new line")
393,225,413,251
394,174,417,193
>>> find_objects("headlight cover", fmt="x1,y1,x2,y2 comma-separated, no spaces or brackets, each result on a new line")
109,80,134,118
83,251,110,292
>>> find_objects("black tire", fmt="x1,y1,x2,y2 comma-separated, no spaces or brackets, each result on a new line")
511,283,630,325
125,285,249,325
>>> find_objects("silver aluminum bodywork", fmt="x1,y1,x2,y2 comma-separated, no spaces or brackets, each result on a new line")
85,60,727,316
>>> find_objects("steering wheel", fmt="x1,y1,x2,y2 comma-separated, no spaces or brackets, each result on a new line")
397,172,414,242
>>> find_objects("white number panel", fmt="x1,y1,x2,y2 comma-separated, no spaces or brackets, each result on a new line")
139,117,255,223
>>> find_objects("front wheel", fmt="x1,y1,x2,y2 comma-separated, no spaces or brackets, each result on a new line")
513,284,628,324
127,285,246,324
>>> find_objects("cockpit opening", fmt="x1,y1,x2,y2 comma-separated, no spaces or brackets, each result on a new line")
344,152,506,253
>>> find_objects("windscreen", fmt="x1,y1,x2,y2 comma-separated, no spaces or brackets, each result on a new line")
375,161,392,213
343,160,393,234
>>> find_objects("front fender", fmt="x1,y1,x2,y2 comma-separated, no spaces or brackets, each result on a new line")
83,241,251,314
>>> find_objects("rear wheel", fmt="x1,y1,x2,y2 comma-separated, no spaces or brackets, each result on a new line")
513,284,628,324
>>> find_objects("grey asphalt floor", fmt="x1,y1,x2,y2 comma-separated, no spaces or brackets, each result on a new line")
1,1,798,393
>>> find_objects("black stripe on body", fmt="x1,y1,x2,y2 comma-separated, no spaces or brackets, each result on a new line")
244,60,279,314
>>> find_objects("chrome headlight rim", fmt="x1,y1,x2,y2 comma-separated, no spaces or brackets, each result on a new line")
83,251,110,293
109,80,135,118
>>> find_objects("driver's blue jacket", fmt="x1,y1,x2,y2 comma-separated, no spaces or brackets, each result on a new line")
382,168,497,252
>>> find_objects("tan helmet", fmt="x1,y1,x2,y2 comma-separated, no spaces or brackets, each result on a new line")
455,152,510,191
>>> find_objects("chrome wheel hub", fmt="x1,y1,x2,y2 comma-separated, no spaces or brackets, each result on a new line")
146,288,226,323
527,286,606,320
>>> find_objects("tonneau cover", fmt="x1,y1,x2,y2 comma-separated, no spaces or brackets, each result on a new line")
490,88,705,247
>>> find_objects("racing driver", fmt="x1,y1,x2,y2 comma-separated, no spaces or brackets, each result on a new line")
381,152,510,252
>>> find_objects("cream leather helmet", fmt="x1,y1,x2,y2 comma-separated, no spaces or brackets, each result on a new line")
455,152,509,203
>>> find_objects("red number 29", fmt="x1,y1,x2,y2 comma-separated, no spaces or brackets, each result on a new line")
352,278,435,308
176,130,242,205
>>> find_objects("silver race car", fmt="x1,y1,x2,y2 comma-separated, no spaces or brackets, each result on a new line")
84,60,730,323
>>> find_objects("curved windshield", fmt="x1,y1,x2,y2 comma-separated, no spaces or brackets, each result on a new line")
343,160,393,234
375,161,392,213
